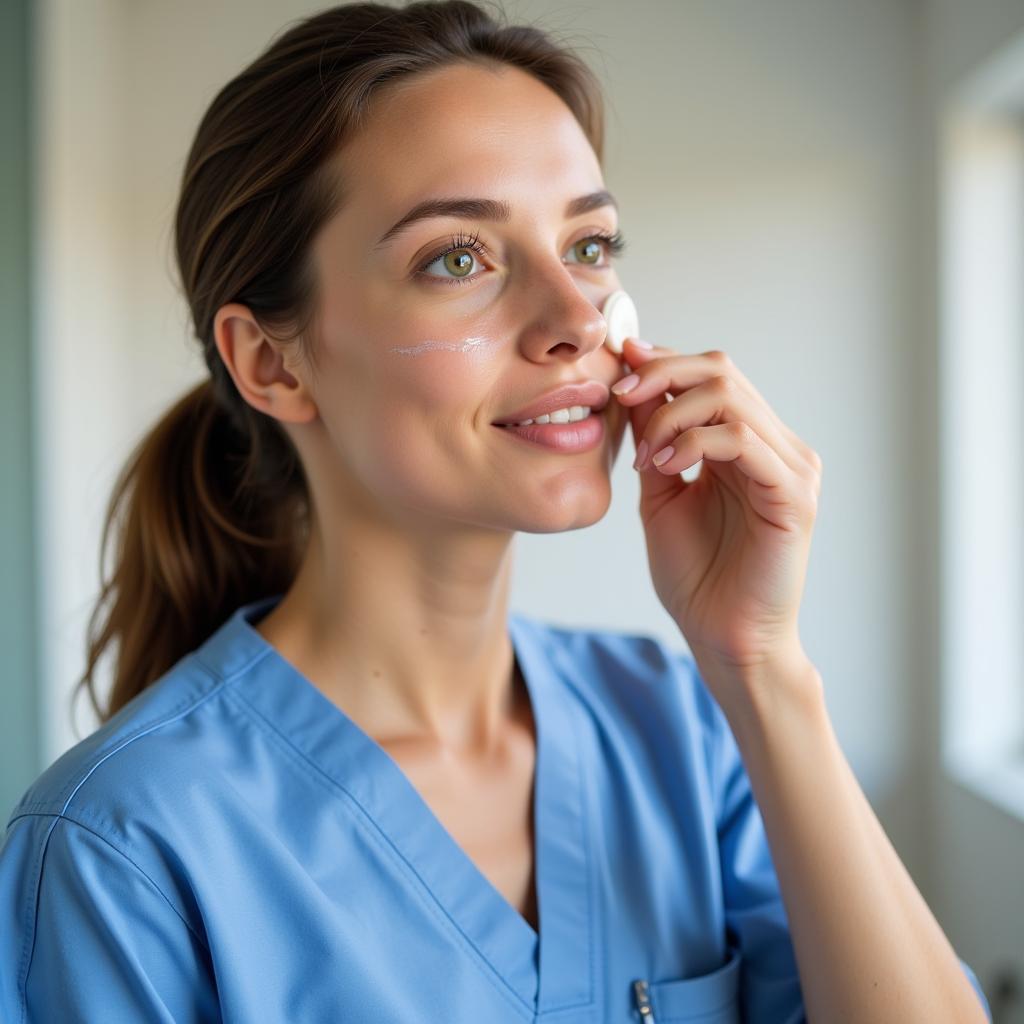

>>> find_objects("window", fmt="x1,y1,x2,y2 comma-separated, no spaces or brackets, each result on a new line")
940,30,1024,820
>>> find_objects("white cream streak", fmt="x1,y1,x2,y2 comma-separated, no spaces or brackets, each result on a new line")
387,335,501,356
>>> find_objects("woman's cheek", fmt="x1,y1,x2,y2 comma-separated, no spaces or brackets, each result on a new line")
382,332,504,414
355,399,486,513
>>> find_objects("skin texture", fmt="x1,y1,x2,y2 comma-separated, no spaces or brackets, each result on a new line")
212,61,630,928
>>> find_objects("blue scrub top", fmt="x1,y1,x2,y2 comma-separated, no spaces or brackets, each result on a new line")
0,595,991,1023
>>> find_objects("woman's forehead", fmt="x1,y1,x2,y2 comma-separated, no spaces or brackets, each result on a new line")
311,64,606,268
344,63,599,201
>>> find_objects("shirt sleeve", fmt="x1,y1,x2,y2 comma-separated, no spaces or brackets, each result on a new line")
702,683,807,1023
0,812,219,1023
703,677,993,1023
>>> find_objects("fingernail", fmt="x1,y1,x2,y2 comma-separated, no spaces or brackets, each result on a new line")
611,373,640,395
629,337,654,350
652,445,675,467
633,439,649,470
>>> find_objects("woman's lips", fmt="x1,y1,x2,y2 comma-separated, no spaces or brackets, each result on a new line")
492,381,610,425
493,411,605,452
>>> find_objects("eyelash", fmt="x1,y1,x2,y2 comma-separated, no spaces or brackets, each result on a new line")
414,228,628,287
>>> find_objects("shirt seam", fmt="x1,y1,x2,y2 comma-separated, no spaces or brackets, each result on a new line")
7,651,268,827
530,624,599,1014
14,813,211,1023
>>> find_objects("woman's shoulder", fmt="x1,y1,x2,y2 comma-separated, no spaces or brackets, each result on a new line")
6,648,232,842
7,598,278,838
0,650,224,1023
0,647,235,993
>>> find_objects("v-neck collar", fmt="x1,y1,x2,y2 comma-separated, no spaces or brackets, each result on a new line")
196,595,595,1017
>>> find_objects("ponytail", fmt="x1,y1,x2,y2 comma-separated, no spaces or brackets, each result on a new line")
73,377,307,727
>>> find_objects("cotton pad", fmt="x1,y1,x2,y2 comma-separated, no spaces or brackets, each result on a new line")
601,290,640,354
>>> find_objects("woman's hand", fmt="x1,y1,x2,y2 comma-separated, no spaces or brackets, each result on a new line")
612,338,822,690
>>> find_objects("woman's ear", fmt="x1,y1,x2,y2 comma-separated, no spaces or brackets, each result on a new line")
213,302,318,424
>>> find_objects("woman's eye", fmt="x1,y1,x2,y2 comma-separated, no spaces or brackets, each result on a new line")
416,231,488,286
416,229,627,287
428,248,480,280
566,238,605,265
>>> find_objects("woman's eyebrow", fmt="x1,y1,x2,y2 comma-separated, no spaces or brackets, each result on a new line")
372,189,618,251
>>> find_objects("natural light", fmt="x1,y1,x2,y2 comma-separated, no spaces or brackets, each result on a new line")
940,30,1024,823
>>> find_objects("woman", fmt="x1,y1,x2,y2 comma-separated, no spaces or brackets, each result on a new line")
0,2,991,1021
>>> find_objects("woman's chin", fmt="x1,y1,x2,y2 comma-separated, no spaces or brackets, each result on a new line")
510,477,613,533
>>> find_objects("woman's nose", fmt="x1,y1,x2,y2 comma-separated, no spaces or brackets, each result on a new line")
513,259,611,357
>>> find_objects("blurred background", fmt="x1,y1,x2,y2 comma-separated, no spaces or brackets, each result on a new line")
2,0,1023,1017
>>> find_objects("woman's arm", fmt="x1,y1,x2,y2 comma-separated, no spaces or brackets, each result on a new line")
611,339,988,1020
711,651,990,1024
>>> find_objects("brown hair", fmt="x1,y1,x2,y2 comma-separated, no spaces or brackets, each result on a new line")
72,0,606,731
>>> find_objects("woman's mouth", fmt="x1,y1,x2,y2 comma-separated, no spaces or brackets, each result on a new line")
493,408,605,452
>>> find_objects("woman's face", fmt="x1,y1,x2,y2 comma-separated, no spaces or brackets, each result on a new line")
297,60,630,535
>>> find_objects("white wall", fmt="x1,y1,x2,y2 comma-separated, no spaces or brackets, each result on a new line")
35,0,1012,1005
35,0,131,758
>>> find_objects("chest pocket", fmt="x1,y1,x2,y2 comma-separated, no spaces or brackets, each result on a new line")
647,945,742,1023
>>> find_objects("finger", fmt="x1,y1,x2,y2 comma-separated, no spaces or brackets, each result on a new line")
643,421,802,517
624,386,668,463
631,373,800,476
622,340,821,479
615,344,807,477
626,389,686,507
617,341,700,505
710,353,821,476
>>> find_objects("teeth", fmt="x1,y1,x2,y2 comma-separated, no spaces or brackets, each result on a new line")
510,405,590,427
